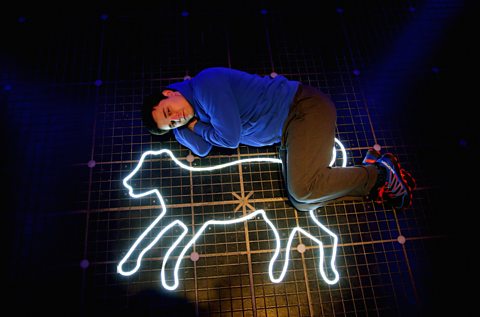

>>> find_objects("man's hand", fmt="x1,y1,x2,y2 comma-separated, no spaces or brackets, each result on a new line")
187,117,198,131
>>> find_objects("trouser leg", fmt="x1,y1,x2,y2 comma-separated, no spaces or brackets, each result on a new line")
281,85,378,211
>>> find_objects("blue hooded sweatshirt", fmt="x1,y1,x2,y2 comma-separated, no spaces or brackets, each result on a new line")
169,67,300,157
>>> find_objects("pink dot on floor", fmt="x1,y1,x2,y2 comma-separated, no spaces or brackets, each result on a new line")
186,154,195,163
297,243,306,253
190,252,200,262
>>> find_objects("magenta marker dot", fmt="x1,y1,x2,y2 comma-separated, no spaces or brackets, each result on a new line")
397,235,406,244
88,160,96,168
373,144,381,152
270,72,278,78
80,259,89,269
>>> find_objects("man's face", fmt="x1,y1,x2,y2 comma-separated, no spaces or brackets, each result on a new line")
152,90,195,130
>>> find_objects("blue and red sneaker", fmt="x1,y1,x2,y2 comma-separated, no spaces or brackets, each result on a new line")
370,153,416,210
362,147,381,165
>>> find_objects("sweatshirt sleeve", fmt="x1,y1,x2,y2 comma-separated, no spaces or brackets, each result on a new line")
173,127,213,157
191,83,241,149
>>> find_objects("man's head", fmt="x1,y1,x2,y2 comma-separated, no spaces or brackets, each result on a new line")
142,89,195,135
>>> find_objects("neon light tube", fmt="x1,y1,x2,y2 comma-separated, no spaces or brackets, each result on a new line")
117,139,345,289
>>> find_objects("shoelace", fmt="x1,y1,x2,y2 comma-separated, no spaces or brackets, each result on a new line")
378,160,408,200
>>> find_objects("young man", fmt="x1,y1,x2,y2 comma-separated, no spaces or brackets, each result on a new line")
142,67,415,211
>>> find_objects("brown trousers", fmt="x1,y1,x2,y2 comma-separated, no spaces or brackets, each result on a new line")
279,85,378,211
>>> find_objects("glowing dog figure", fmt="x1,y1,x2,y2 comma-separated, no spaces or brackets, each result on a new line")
117,139,346,290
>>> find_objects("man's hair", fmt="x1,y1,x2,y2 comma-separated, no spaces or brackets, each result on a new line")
141,89,177,135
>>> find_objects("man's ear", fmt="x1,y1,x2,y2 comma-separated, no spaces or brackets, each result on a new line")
162,90,180,97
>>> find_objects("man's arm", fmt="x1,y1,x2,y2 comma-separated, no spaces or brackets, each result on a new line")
187,117,198,131
189,69,242,148
173,126,213,157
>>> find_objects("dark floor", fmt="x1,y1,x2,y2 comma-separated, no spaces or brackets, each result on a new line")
2,1,475,316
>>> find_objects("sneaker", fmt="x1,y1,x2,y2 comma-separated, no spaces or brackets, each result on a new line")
362,147,381,165
372,153,416,209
